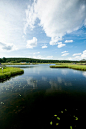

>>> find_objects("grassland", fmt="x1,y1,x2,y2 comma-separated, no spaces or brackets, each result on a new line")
2,63,31,65
2,63,56,65
0,67,24,81
50,63,86,71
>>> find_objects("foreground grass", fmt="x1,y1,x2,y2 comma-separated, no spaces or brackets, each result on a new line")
50,64,86,71
0,67,24,81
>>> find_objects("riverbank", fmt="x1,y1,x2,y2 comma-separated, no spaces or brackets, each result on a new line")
2,63,55,65
50,64,86,71
2,63,31,65
0,67,24,81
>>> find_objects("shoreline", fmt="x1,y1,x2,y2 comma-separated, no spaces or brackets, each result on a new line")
0,67,24,82
50,64,86,71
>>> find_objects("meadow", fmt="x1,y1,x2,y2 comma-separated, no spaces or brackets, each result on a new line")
50,63,86,71
0,67,24,81
2,63,31,65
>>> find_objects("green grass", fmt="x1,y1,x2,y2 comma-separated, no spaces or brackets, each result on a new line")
2,63,31,65
50,64,86,71
0,67,24,81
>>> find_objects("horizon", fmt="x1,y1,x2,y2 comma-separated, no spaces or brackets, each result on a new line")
0,0,86,61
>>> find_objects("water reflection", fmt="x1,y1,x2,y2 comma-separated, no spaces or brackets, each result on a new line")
0,64,86,129
0,65,86,95
82,71,86,77
61,69,69,75
27,77,37,89
64,82,72,86
57,77,63,83
49,80,62,90
42,77,47,81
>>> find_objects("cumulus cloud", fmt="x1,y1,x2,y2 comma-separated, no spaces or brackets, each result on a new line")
26,37,37,48
61,51,68,53
25,0,86,45
0,1,25,50
81,50,86,58
61,53,69,56
0,42,18,51
57,42,66,48
33,52,40,54
65,40,73,43
46,56,53,59
49,37,62,45
72,53,82,56
42,45,47,48
32,55,53,59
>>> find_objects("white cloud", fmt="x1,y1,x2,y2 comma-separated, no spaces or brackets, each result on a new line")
57,42,66,48
72,53,82,56
61,51,68,53
0,1,25,49
25,0,86,45
65,40,73,43
81,50,86,58
75,56,81,59
0,42,18,52
42,45,47,48
32,55,53,59
26,37,37,48
33,52,40,54
46,56,53,59
61,53,69,56
49,37,62,45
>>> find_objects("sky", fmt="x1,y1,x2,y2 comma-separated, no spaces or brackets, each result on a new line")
0,0,86,61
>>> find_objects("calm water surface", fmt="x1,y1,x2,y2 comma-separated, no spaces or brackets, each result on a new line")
1,64,86,92
0,64,86,129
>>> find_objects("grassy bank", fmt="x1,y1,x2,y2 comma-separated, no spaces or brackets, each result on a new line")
0,67,24,81
2,63,56,65
50,64,86,71
2,63,31,65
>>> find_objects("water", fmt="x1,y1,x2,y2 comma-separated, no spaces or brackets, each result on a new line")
0,64,86,129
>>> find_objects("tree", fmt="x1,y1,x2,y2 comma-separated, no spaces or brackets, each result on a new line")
2,57,6,63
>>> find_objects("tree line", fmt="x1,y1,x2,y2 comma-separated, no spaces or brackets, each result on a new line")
0,57,86,63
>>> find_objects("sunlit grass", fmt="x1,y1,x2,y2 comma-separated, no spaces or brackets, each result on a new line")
2,63,30,65
50,64,86,71
0,67,24,80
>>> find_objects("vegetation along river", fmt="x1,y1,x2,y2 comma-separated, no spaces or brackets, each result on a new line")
0,64,86,129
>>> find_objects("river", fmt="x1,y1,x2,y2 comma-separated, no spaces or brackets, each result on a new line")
0,64,86,129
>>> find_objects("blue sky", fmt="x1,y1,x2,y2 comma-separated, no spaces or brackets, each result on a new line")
0,0,86,60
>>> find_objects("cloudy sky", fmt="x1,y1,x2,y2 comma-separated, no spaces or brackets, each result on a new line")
0,0,86,60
